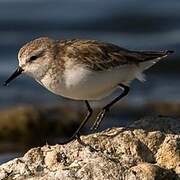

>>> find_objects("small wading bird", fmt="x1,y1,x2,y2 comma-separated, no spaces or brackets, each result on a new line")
3,37,174,144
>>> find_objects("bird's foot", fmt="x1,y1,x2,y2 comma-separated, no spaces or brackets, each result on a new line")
58,134,97,152
58,135,77,145
76,135,98,152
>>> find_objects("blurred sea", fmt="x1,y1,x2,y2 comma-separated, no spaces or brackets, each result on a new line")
0,0,180,164
0,0,180,108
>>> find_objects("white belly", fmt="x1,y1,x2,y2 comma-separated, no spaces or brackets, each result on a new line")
40,64,141,100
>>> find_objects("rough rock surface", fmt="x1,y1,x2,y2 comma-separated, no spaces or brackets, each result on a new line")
0,116,179,180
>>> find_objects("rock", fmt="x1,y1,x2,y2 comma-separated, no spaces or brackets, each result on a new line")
0,116,179,179
126,163,176,180
156,135,180,174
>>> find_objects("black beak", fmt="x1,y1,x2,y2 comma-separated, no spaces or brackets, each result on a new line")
3,66,24,86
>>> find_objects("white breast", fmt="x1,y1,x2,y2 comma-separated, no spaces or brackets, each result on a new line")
41,64,142,100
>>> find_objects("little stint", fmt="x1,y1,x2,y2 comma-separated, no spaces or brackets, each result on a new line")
4,37,174,144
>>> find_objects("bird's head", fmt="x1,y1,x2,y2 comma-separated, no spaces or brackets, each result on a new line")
4,37,56,86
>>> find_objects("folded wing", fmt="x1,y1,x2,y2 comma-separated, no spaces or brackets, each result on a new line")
62,39,174,71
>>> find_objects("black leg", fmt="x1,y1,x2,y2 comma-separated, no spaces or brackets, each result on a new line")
59,100,93,145
91,83,130,131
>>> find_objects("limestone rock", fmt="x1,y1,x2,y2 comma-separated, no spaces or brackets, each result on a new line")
0,116,179,179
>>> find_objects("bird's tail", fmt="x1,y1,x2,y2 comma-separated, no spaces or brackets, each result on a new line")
137,50,174,69
133,50,174,62
135,50,174,82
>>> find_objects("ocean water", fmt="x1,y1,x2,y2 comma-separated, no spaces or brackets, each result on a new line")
0,0,180,108
0,0,180,164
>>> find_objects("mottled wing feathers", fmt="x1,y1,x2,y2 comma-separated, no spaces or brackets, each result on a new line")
59,39,173,71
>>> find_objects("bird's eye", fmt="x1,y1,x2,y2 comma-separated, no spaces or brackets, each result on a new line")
29,55,38,61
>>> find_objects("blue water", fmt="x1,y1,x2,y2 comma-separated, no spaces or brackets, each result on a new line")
0,0,180,108
0,0,180,164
